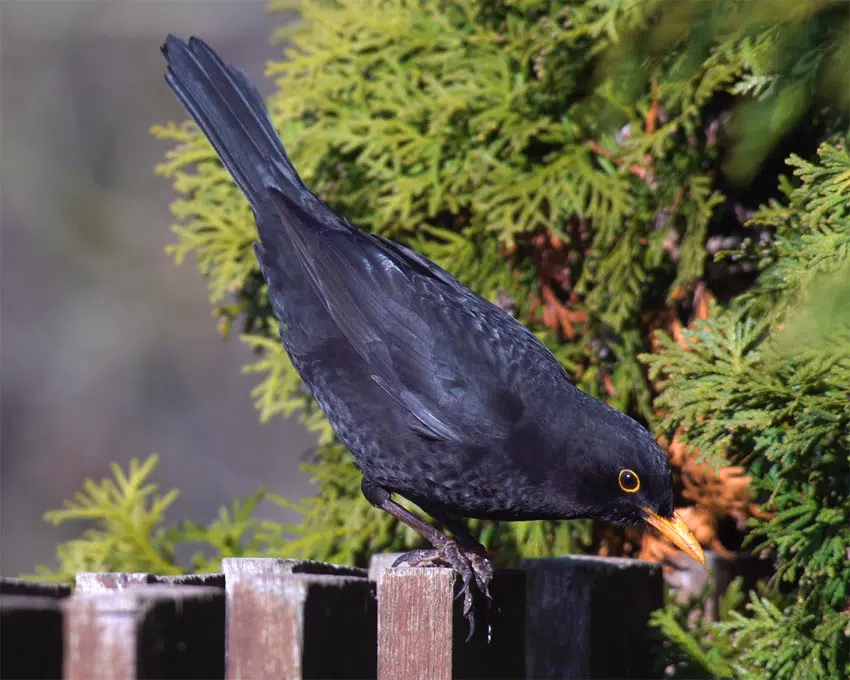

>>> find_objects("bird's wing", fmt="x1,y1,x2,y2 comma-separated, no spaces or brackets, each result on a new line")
266,187,529,443
162,36,531,443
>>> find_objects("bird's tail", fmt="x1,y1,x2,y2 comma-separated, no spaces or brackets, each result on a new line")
161,35,303,211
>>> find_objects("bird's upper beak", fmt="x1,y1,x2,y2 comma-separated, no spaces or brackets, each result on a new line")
642,508,706,565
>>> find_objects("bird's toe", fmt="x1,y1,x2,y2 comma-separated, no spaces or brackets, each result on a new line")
469,552,494,600
454,566,473,601
390,539,493,642
392,548,442,568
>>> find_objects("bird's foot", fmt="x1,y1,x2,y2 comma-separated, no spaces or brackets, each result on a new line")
392,540,493,640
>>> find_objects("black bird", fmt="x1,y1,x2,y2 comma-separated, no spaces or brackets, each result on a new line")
161,35,705,626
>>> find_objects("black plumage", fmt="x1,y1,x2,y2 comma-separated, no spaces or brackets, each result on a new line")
161,35,704,629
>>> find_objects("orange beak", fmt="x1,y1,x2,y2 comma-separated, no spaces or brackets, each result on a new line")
643,508,706,565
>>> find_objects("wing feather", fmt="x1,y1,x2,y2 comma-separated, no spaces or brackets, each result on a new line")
266,187,523,442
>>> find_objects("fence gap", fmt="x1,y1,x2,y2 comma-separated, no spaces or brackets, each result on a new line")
521,555,663,679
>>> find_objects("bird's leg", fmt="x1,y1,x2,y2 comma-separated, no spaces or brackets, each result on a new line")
361,480,485,637
361,481,475,599
422,510,493,601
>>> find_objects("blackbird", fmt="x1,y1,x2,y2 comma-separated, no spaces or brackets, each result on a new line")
162,35,705,628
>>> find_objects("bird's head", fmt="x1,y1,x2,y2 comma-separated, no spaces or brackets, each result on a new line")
552,395,706,565
593,432,705,565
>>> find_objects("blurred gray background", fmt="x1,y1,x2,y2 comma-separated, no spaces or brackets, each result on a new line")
1,0,316,576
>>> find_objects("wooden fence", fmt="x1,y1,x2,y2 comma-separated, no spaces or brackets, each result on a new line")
1,553,671,680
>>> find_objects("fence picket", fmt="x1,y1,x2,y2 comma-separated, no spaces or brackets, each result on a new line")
2,554,667,679
376,565,526,680
222,557,376,679
63,585,224,680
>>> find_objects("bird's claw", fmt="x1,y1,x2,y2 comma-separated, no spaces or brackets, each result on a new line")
454,571,471,600
392,541,494,640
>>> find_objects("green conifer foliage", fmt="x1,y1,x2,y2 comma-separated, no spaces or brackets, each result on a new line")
643,141,850,679
147,0,847,565
33,2,850,672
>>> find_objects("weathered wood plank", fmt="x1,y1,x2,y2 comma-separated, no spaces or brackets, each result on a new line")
521,555,664,679
74,572,153,593
377,565,525,680
222,557,376,679
1,595,64,679
63,585,224,680
74,571,225,593
378,567,454,680
223,557,366,580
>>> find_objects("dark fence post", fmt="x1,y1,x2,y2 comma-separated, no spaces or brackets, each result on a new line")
1,578,72,598
375,563,525,680
521,556,663,679
0,578,70,680
222,557,375,679
62,584,224,680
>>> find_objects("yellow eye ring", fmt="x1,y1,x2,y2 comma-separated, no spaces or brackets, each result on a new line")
618,469,640,493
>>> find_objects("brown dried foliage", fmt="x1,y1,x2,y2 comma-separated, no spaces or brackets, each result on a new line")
518,233,761,561
641,285,761,562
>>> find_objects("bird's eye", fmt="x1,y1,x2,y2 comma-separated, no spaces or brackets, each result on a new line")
618,469,640,493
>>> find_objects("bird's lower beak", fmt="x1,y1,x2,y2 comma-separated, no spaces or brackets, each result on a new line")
642,508,706,565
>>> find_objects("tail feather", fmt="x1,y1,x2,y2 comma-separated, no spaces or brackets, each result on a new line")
161,35,303,211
